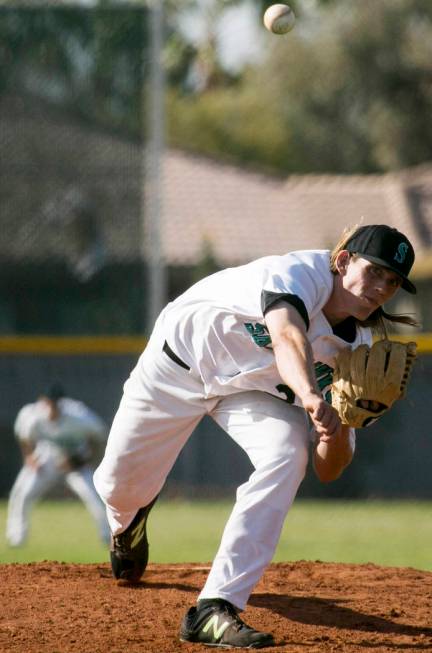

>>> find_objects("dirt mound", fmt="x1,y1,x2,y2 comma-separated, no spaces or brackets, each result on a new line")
0,561,431,652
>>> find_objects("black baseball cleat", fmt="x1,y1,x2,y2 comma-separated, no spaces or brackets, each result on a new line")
110,495,158,583
179,599,275,649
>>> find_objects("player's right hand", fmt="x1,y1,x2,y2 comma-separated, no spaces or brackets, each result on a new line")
302,393,342,438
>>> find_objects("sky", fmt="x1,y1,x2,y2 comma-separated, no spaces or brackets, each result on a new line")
37,0,268,73
177,1,265,72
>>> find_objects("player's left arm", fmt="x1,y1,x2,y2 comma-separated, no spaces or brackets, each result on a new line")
312,426,354,483
14,408,42,469
19,439,40,469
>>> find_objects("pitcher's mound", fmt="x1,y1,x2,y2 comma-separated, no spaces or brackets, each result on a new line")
1,561,431,652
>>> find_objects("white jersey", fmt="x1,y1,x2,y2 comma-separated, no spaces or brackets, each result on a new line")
160,250,372,402
14,398,107,466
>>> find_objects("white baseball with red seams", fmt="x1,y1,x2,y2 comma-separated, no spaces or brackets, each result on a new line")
263,4,296,34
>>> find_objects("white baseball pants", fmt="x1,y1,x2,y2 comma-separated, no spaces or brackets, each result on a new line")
94,329,311,610
6,461,110,547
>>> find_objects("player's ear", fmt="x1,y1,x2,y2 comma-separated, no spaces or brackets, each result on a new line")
335,250,350,276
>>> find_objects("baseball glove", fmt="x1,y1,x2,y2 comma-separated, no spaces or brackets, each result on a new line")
331,340,417,428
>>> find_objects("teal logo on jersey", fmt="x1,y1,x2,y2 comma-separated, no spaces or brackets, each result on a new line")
315,361,333,403
244,322,272,347
394,242,409,264
275,362,333,404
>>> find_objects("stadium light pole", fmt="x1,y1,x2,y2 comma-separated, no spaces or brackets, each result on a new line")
144,0,167,334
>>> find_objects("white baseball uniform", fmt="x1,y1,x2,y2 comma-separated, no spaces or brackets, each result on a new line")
94,250,372,609
6,397,110,547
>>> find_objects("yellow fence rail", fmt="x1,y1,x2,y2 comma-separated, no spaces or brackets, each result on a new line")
0,336,148,355
0,333,431,354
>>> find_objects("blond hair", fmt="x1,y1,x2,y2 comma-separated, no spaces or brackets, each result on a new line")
330,224,419,336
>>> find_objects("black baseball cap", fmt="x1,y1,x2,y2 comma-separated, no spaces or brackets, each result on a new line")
345,225,416,294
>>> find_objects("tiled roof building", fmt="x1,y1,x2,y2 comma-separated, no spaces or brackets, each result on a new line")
160,150,432,275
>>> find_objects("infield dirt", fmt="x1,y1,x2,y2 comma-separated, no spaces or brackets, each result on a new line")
0,561,431,652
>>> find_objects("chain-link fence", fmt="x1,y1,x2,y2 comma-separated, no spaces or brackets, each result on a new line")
1,5,150,335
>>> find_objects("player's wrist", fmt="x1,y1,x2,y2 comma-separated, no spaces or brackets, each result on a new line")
300,390,323,411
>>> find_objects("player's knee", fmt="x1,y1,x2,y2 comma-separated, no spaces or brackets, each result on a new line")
282,442,309,484
271,434,309,475
258,440,309,503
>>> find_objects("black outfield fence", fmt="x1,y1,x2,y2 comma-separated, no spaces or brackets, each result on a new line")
0,336,431,500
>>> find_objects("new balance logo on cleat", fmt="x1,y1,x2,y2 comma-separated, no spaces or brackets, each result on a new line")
202,615,230,640
110,495,158,583
180,599,275,649
130,519,147,550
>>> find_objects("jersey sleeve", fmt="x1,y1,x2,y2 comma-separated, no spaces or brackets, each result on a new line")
261,252,332,329
59,399,107,442
261,291,310,329
83,412,107,442
14,405,42,442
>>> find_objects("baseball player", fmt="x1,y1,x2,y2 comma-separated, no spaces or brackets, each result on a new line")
6,383,110,547
94,224,417,649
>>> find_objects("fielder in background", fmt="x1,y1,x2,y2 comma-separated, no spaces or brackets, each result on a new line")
6,383,110,547
94,224,417,649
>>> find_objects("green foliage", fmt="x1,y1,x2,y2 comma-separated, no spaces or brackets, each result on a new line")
1,499,431,571
167,85,290,173
0,5,147,137
168,0,432,174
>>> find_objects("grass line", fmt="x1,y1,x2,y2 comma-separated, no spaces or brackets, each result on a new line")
0,499,430,571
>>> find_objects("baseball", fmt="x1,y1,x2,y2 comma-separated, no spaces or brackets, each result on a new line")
263,4,295,35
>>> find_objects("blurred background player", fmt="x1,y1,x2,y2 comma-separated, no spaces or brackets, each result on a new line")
6,382,110,547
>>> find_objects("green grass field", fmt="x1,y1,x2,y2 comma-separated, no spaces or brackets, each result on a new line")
0,498,431,571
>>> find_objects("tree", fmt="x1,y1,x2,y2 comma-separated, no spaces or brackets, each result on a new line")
167,0,432,174
0,5,147,137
